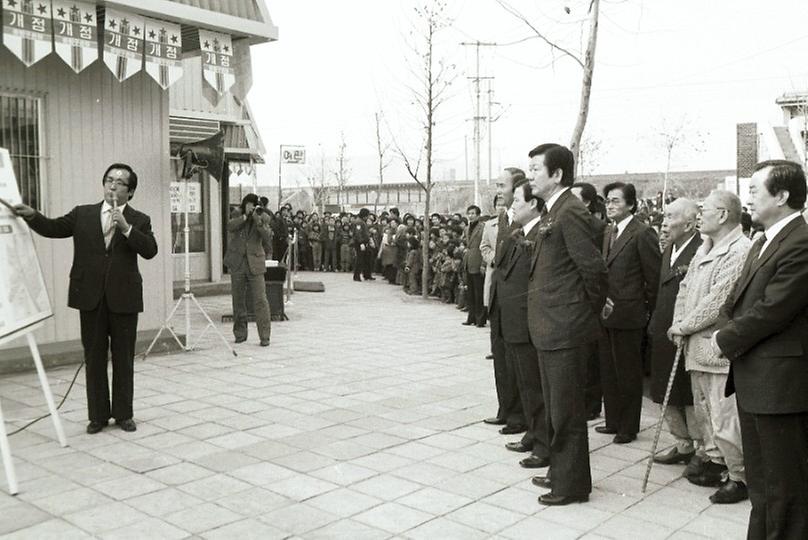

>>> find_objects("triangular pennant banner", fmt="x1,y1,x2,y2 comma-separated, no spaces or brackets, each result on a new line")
199,29,235,97
102,8,144,82
52,0,97,73
2,0,53,67
143,17,182,89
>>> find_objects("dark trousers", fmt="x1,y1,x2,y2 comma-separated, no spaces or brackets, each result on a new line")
585,326,604,416
600,327,644,436
490,304,523,426
323,245,337,270
231,271,271,342
353,248,372,279
466,272,485,325
507,341,548,459
537,345,592,497
738,405,808,540
79,298,138,423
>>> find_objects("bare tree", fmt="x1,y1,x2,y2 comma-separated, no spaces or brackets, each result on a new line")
577,134,604,178
495,0,600,170
374,112,393,214
303,147,331,214
389,0,455,298
657,114,706,205
332,131,351,208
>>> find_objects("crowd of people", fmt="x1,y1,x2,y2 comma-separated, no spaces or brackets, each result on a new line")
228,148,808,538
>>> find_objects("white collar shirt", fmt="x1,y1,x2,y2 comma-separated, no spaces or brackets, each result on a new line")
506,207,515,225
101,200,132,237
760,211,802,258
544,187,570,213
670,232,698,267
522,215,542,236
614,214,634,239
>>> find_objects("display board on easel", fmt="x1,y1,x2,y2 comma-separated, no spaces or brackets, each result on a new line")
0,148,52,345
0,147,67,497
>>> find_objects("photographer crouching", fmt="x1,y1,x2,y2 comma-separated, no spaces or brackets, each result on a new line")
224,194,272,346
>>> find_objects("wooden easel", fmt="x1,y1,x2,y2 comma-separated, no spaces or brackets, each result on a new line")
0,325,68,495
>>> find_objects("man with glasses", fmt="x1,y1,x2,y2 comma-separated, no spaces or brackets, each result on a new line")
14,163,158,434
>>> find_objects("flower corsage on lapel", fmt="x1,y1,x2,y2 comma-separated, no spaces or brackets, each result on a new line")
673,263,690,279
536,217,555,239
510,228,535,252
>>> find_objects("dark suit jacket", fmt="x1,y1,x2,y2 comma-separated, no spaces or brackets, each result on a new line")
464,220,485,274
496,226,537,344
717,215,808,414
224,211,272,276
602,217,662,329
489,212,518,308
27,202,158,313
528,190,608,350
648,233,702,405
352,220,370,248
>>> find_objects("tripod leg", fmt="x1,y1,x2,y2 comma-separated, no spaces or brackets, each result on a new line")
0,398,19,495
142,295,185,360
188,294,238,357
27,334,68,448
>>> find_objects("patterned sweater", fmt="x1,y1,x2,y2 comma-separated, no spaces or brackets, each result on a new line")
672,226,751,373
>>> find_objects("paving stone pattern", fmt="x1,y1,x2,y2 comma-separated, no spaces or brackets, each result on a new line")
0,272,750,539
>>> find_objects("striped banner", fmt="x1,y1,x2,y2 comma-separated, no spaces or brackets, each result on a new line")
2,0,53,67
199,29,235,97
143,17,181,89
102,7,143,82
52,0,97,73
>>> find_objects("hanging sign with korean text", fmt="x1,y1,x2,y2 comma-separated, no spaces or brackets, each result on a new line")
2,0,53,67
198,29,235,96
103,8,144,82
143,17,182,89
52,1,97,73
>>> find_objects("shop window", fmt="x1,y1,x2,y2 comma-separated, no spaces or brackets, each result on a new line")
0,94,42,210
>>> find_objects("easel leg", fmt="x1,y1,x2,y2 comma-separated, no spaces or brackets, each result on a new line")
0,399,19,495
27,334,68,448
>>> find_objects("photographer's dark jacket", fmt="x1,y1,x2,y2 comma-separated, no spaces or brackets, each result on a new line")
224,210,272,276
27,202,158,314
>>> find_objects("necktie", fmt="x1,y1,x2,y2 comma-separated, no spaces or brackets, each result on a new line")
755,233,768,260
104,208,114,248
609,223,618,251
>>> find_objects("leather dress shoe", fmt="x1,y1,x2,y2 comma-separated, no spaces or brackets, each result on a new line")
594,425,617,435
86,420,108,434
531,475,552,489
688,461,727,487
684,454,706,479
709,480,748,504
485,354,494,360
483,417,506,425
499,424,527,435
613,433,636,444
116,418,137,432
505,441,532,453
235,336,247,344
538,493,589,506
654,447,695,465
520,456,550,469
260,339,270,347
365,277,376,281
461,321,474,326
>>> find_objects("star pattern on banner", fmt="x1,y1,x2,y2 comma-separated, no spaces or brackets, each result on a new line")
202,40,210,49
132,25,140,36
56,7,65,17
83,12,93,23
6,0,18,8
223,45,230,53
108,18,116,29
36,2,46,14
148,29,156,39
170,34,178,44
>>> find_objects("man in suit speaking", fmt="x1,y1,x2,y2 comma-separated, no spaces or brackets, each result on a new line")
14,163,158,434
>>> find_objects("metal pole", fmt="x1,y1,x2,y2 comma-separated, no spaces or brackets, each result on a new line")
183,177,191,350
487,81,493,186
277,146,283,210
0,398,17,495
474,41,480,206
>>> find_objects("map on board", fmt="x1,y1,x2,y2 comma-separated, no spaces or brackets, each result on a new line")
0,147,52,345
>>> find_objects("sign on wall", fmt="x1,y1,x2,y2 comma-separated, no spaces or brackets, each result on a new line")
0,147,52,345
170,181,201,214
52,0,97,73
281,146,306,164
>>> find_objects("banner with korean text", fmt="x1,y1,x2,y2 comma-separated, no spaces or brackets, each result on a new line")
143,17,182,89
103,8,144,82
52,0,97,73
2,0,53,67
199,29,235,99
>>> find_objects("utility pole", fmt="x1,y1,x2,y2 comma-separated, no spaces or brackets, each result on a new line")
461,40,495,206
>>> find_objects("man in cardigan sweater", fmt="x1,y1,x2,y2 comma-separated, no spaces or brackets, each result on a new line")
670,190,750,504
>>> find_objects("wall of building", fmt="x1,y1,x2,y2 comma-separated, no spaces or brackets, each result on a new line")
0,51,173,349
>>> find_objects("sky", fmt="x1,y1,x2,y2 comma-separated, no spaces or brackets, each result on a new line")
246,0,808,188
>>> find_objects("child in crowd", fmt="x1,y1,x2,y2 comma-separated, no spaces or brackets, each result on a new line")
404,236,422,295
339,224,352,272
322,217,338,271
309,223,322,271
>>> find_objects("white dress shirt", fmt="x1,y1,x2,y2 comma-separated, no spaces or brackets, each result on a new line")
101,200,132,237
614,214,633,240
522,215,542,236
544,187,570,213
670,232,697,267
759,211,802,258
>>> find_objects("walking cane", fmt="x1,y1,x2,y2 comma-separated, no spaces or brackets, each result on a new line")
641,341,684,493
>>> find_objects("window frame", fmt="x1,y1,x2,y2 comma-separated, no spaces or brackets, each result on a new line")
0,90,46,211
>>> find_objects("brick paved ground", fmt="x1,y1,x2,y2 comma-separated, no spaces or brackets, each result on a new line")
0,271,750,539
